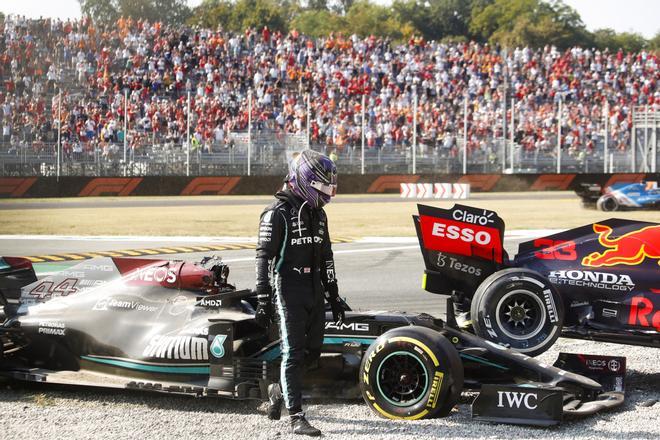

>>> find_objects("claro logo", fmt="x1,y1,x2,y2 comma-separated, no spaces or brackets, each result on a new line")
497,391,538,410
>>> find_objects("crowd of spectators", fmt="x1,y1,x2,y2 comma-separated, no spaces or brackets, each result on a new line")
1,14,657,164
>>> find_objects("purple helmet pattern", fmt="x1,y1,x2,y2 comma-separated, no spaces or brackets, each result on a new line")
288,150,337,208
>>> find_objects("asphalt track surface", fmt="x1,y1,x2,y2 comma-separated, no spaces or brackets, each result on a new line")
0,236,534,313
1,236,659,440
0,192,571,210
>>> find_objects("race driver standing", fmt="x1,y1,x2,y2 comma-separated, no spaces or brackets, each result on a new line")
254,150,345,436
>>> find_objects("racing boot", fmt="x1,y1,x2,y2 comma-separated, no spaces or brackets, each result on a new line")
267,383,283,420
290,413,321,437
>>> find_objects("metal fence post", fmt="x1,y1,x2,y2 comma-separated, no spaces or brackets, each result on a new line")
631,106,636,172
123,89,128,164
501,85,507,172
306,93,311,148
556,98,562,174
510,97,514,172
603,101,608,173
463,94,468,174
56,90,61,180
186,91,191,177
361,93,365,175
248,89,252,176
412,92,417,175
644,105,649,172
654,111,658,173
123,88,128,177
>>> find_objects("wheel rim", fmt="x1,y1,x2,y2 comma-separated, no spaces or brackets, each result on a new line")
495,289,546,341
602,198,617,211
375,351,429,407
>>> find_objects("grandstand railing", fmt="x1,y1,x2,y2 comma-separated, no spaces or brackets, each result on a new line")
0,134,642,177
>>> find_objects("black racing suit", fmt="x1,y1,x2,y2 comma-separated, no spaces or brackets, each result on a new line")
255,189,337,416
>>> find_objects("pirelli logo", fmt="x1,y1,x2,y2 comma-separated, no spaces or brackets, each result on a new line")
22,238,354,262
78,178,143,196
180,177,241,195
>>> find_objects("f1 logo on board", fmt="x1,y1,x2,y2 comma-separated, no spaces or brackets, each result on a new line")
419,215,502,263
497,391,538,410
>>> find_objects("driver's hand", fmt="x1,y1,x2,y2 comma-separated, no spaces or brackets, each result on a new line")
329,296,345,325
255,286,274,328
255,300,273,328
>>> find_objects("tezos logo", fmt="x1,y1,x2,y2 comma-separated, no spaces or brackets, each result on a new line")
210,334,227,358
497,391,538,410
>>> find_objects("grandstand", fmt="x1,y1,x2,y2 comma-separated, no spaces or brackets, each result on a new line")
0,15,657,177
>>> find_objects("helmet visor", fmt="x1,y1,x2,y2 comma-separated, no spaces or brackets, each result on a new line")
310,180,337,197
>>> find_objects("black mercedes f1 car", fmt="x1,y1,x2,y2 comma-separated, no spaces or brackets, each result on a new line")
415,203,659,357
0,250,625,426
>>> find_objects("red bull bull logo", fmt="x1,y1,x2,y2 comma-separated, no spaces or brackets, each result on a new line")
582,224,660,268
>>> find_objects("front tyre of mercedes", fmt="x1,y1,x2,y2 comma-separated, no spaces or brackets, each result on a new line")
471,268,564,357
359,326,463,420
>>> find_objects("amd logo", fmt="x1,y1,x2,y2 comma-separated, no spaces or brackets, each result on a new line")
496,391,538,410
324,322,369,332
198,297,222,308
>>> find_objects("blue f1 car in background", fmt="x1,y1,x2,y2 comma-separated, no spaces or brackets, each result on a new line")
576,181,660,211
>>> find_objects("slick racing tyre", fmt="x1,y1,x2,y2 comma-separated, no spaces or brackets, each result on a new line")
471,268,564,357
597,195,619,212
359,326,463,420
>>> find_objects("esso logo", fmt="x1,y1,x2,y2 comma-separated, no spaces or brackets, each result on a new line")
431,222,492,245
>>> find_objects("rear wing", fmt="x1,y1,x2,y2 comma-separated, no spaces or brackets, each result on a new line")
413,204,506,296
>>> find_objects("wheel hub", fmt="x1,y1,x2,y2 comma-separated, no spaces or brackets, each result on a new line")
505,301,531,327
376,351,429,407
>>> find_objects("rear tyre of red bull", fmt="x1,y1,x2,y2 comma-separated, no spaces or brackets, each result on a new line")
471,268,564,357
597,195,619,212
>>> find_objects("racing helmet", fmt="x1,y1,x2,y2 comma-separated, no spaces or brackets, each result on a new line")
288,150,337,208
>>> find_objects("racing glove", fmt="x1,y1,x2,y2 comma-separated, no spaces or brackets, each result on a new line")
325,282,345,325
255,285,274,328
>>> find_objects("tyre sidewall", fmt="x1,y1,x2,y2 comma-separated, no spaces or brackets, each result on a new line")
472,269,563,356
360,328,460,420
597,195,618,212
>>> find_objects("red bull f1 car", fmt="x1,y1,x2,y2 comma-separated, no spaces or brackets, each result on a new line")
415,203,660,358
575,181,660,211
0,246,627,426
